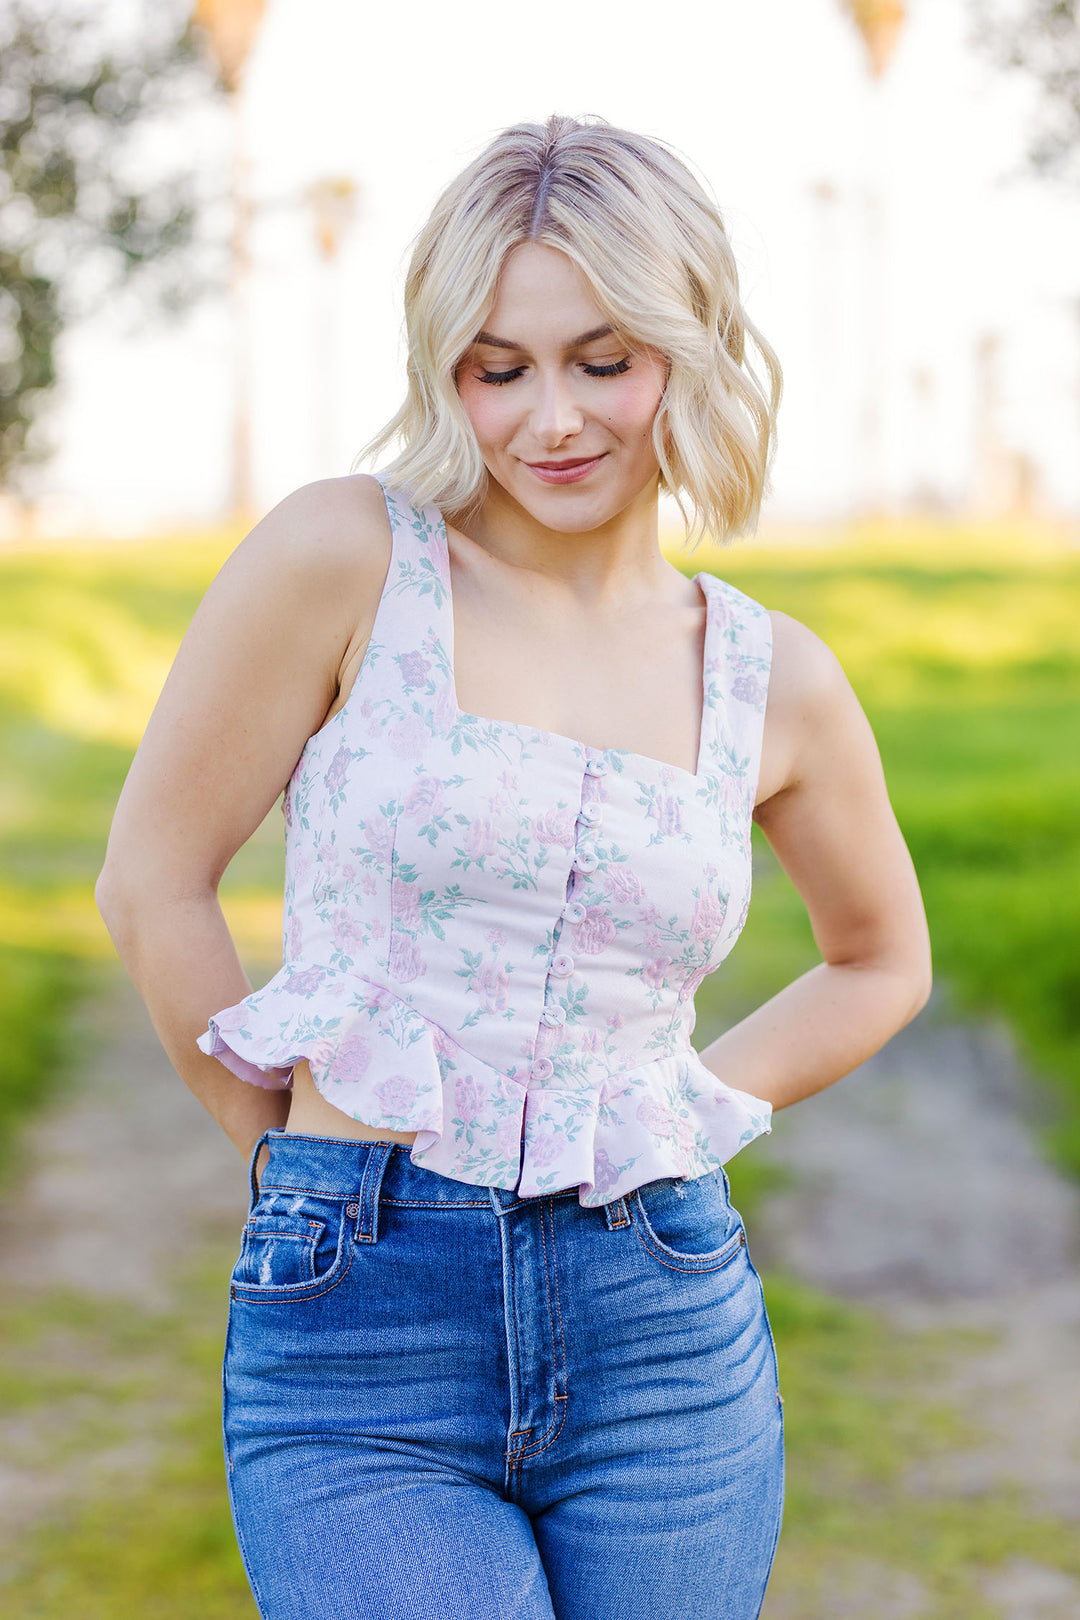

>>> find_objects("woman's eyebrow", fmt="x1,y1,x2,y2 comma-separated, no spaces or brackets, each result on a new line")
472,324,615,351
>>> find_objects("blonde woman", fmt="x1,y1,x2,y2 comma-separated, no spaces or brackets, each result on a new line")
97,115,931,1620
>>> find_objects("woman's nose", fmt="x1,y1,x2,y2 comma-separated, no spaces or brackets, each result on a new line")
530,373,584,447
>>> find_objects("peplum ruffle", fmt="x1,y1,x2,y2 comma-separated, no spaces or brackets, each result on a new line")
516,1051,772,1206
197,961,771,1208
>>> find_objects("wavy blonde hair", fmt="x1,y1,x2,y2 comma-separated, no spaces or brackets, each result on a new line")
355,114,783,545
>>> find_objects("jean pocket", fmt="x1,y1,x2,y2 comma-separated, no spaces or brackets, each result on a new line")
230,1190,353,1301
631,1169,747,1272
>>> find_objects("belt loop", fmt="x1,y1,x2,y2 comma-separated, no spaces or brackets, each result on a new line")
353,1141,394,1244
247,1129,273,1211
603,1193,630,1231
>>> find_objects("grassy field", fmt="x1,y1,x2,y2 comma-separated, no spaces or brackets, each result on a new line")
2,516,1079,1613
690,517,1080,1176
4,516,1079,1169
0,534,282,1164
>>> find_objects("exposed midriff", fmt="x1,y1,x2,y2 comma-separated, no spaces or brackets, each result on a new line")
283,1058,420,1145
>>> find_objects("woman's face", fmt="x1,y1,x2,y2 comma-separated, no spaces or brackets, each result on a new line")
455,242,667,533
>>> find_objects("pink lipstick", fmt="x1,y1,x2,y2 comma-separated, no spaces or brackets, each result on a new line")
525,454,606,485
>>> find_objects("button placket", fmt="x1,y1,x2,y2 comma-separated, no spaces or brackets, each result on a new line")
532,756,605,1083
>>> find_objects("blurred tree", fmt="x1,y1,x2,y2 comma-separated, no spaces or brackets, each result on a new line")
841,0,907,78
0,1,227,501
839,3,907,515
972,1,1080,184
189,0,266,522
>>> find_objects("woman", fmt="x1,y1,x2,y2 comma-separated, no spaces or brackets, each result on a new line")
96,115,931,1620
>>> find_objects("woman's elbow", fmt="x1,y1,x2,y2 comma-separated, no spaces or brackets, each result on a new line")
908,962,934,1021
898,937,934,1025
94,862,127,926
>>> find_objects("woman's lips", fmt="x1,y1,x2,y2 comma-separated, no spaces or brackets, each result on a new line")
524,454,607,485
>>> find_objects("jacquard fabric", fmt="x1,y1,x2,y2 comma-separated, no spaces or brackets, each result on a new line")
197,479,774,1207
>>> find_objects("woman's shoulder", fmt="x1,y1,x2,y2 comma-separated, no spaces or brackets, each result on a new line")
243,473,392,581
766,608,850,710
218,474,394,632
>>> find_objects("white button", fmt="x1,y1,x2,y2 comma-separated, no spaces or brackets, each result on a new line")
551,953,574,978
585,758,608,776
562,900,587,925
580,802,602,824
574,848,599,874
541,1006,566,1027
530,1057,554,1081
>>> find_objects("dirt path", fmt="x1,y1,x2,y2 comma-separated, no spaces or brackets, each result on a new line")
752,993,1080,1617
1,975,1079,1612
0,965,253,1575
0,966,250,1310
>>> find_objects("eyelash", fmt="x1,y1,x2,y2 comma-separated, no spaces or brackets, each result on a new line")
478,359,632,386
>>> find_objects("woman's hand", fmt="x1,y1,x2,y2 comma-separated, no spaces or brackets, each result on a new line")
94,475,392,1158
698,610,933,1112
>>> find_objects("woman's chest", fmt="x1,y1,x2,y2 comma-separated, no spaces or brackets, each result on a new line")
287,715,756,992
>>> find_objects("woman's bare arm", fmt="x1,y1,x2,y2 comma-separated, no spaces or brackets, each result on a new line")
94,474,393,1161
697,610,933,1110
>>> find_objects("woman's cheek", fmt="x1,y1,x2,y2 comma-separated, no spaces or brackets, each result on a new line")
608,374,665,442
457,379,508,447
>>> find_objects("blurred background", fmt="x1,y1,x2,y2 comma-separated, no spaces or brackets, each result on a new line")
1,0,1079,1615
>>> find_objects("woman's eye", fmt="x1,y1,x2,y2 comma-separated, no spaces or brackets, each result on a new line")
583,359,632,378
475,358,632,385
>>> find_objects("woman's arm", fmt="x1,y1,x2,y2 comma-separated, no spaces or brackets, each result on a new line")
94,474,393,1161
697,610,932,1111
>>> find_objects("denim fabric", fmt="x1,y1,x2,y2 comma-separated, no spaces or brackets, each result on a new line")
223,1129,785,1620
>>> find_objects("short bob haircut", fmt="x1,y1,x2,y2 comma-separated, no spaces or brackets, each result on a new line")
356,113,783,545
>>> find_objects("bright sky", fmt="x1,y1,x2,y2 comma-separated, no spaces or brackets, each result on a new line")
32,0,1080,533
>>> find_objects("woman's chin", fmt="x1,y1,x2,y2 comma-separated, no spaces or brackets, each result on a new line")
500,471,633,533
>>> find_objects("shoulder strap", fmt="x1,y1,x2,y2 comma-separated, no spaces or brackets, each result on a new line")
699,573,772,801
354,479,455,714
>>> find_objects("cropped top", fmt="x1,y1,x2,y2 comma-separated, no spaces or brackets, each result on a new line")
197,478,774,1208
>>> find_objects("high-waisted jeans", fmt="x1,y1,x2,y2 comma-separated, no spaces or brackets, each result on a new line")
222,1130,785,1620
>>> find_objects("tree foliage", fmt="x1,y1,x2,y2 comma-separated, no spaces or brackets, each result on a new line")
0,1,229,494
971,1,1080,184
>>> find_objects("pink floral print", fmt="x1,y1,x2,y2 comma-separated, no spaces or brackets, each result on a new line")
197,479,774,1208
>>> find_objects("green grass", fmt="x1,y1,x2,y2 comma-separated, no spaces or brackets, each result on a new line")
758,1277,1080,1617
0,1244,258,1618
3,518,1080,1612
683,523,1080,1175
0,533,279,1168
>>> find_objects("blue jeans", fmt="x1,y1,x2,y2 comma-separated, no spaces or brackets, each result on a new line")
223,1130,785,1619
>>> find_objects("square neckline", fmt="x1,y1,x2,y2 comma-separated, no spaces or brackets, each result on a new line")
428,501,715,783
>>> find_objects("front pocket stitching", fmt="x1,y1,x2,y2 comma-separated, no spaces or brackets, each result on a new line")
230,1245,354,1302
231,1219,354,1300
633,1226,746,1273
630,1189,746,1269
242,1217,324,1286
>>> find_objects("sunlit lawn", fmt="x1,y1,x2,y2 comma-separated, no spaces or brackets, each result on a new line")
2,514,1079,1612
688,517,1080,1175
